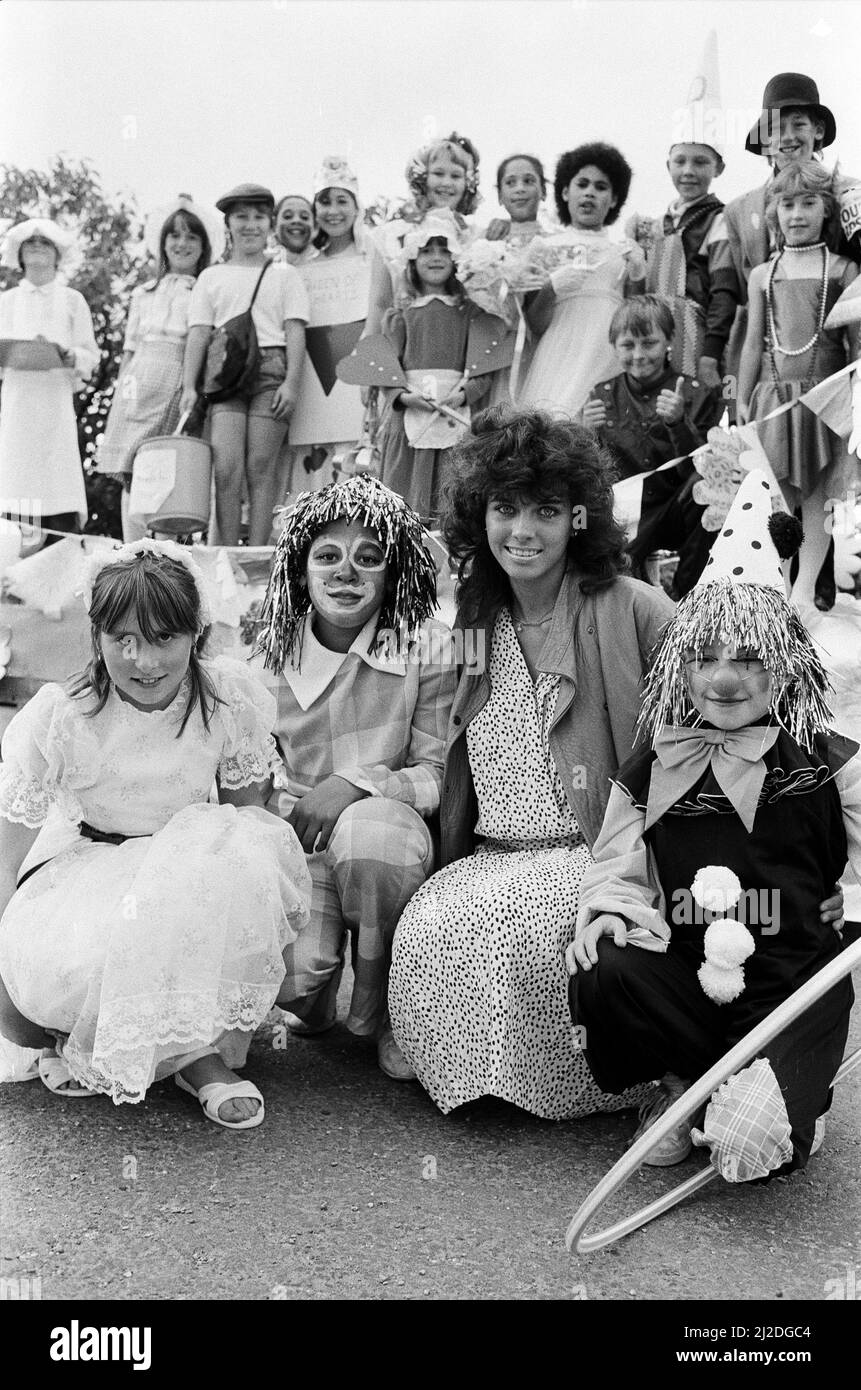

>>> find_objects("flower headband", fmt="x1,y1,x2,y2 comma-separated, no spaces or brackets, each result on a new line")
405,133,481,206
79,538,213,631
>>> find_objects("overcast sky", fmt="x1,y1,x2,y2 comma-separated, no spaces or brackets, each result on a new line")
2,0,859,232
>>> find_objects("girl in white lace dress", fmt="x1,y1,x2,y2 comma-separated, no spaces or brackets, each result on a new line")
0,541,311,1129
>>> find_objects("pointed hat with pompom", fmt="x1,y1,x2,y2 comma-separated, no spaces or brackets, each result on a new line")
696,468,790,592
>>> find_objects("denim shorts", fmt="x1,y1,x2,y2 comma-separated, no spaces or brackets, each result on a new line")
210,346,287,417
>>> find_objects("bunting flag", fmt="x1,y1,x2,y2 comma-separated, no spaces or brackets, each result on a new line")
288,253,372,447
613,358,861,541
463,312,516,378
798,360,860,445
306,319,365,397
336,334,407,389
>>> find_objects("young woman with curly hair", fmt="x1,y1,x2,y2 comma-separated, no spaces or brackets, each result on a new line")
388,407,674,1120
519,142,646,418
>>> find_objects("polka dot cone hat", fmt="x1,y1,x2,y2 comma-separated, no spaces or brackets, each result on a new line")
696,469,785,593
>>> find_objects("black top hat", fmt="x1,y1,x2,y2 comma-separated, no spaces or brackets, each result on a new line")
215,183,276,214
746,73,836,154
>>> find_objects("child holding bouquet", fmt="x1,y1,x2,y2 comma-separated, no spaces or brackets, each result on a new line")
459,155,552,405
519,144,646,418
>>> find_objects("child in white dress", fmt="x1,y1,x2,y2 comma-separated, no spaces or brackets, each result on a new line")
0,540,311,1129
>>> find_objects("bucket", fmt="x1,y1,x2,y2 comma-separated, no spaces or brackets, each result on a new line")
132,422,212,534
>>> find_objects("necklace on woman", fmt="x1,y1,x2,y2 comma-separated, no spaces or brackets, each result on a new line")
765,243,830,359
512,608,554,633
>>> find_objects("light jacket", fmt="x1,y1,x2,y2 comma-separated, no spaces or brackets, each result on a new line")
440,570,675,864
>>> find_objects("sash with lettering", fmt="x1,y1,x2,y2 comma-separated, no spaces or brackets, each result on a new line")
289,253,372,447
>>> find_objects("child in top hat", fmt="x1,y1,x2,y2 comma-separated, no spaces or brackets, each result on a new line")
628,33,740,390
723,71,855,294
738,161,859,609
723,70,859,606
569,469,860,1180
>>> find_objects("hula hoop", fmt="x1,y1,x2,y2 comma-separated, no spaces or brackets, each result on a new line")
566,935,861,1255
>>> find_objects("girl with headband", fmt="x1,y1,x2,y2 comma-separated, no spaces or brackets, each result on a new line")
0,540,311,1130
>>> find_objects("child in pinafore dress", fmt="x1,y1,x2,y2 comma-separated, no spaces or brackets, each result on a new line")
378,213,492,522
738,162,859,608
570,470,860,1179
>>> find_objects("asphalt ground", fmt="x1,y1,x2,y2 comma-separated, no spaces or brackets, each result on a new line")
2,965,858,1307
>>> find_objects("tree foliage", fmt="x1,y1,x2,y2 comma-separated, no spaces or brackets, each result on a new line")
0,156,150,537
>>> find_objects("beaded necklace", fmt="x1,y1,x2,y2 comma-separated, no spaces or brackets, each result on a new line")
765,242,830,385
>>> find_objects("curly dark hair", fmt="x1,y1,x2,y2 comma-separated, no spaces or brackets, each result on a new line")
554,143,632,226
441,406,629,626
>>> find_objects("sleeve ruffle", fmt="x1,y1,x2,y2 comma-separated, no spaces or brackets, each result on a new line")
210,656,281,790
0,684,79,827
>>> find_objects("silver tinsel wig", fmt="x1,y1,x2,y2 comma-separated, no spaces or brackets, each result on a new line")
636,577,834,750
257,474,439,672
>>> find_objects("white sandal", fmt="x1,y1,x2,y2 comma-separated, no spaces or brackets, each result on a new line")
38,1049,98,1098
175,1073,265,1130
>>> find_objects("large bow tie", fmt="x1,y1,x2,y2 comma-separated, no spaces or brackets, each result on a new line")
645,725,781,833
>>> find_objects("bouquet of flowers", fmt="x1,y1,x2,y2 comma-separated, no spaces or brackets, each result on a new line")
624,213,662,259
453,240,521,327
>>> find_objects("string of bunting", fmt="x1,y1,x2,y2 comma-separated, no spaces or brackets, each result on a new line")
610,354,861,484
3,357,858,549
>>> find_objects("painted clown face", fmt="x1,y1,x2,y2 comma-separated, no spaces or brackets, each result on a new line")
684,641,774,730
305,519,389,650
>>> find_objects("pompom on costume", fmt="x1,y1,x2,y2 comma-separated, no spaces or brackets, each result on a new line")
0,541,312,1104
572,469,861,1180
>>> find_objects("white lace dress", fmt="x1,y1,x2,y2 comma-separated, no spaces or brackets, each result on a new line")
0,657,311,1102
390,610,651,1119
518,227,642,418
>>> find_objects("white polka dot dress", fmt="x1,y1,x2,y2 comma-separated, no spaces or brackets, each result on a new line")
390,610,651,1119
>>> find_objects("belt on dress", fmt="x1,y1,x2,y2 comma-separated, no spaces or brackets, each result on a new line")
78,820,148,847
16,821,147,891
